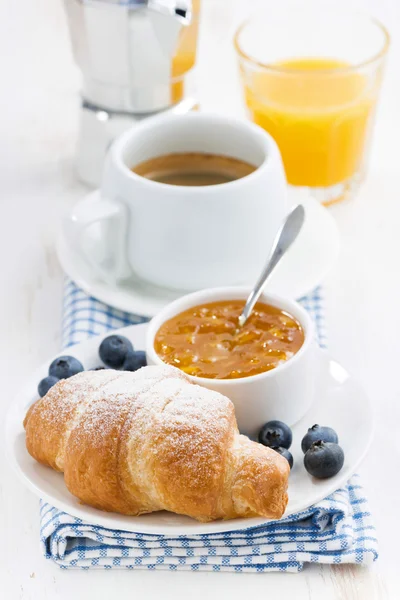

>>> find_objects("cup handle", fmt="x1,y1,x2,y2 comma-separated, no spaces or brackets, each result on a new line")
64,193,132,284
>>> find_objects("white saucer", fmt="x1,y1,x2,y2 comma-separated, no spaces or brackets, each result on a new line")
7,322,373,536
57,192,340,317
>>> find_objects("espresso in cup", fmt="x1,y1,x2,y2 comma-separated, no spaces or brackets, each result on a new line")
131,152,256,186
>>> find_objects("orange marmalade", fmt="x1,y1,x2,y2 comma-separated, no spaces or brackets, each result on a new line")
154,300,304,380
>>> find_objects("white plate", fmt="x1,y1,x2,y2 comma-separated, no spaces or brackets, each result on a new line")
57,192,340,317
6,323,373,535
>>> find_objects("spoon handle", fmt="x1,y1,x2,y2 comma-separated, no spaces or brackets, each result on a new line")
238,204,305,327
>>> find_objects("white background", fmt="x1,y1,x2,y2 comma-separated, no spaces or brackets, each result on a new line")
1,0,400,598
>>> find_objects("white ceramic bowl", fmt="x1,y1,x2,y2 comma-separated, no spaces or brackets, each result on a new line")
146,287,316,438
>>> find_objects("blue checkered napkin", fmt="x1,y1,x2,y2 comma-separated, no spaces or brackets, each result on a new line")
40,475,376,572
62,280,148,348
40,279,377,571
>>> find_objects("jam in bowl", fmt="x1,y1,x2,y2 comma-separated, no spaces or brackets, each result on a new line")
146,287,316,437
154,299,305,380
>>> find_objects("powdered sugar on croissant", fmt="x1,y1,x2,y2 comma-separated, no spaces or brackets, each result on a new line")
24,365,289,522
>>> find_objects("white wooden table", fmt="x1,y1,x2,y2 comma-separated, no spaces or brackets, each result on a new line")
2,0,400,597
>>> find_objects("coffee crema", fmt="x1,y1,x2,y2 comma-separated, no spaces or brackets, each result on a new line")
131,152,256,186
154,300,305,379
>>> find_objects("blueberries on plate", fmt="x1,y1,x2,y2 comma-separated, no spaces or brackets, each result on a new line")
301,424,339,454
272,446,294,469
49,355,84,380
257,419,342,479
258,420,293,449
122,350,147,372
99,335,134,369
304,441,344,479
39,354,83,398
38,375,59,398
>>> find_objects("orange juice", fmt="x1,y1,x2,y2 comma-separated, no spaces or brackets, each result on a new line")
244,58,377,188
171,0,201,104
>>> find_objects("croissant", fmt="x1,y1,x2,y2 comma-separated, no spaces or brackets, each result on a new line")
24,365,289,522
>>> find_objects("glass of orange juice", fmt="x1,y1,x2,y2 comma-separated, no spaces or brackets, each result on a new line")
234,10,389,205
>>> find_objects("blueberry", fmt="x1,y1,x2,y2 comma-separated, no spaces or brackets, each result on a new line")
272,446,294,469
49,356,84,380
38,375,59,397
301,424,339,454
258,420,292,449
122,350,147,372
304,441,344,479
99,335,133,369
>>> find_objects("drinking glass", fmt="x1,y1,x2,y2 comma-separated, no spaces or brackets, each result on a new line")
234,9,389,205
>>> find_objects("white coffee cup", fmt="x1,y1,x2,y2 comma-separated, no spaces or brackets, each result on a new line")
65,113,287,292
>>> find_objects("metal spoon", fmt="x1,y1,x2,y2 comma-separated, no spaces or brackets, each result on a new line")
238,204,305,328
